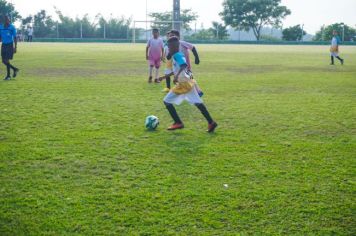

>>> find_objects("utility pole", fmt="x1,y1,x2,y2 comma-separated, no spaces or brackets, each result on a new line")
301,24,304,42
341,23,345,42
80,22,83,38
57,22,59,38
104,24,106,39
173,0,181,31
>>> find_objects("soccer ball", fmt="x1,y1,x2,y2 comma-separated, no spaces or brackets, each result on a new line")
145,115,159,130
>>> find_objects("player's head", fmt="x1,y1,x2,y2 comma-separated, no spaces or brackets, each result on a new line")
169,30,180,39
167,36,180,54
4,15,10,24
333,30,338,36
152,28,159,38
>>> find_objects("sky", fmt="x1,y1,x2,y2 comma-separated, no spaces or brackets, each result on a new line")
9,0,356,34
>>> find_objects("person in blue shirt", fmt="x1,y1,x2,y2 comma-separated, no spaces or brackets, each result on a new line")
330,30,344,65
161,37,217,132
0,15,19,80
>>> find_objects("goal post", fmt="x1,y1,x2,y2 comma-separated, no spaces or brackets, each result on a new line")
132,20,183,43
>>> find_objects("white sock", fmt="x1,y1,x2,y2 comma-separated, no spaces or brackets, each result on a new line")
149,67,153,77
155,68,160,79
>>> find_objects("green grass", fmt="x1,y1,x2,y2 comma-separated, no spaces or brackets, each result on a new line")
0,43,355,235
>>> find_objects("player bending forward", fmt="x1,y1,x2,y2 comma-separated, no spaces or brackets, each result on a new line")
162,37,217,132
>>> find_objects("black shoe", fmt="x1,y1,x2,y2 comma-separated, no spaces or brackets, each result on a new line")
330,63,335,66
13,68,19,78
207,122,218,133
341,59,344,65
3,76,11,81
148,76,153,83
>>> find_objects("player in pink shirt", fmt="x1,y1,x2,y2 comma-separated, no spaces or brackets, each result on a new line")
168,30,200,70
146,28,164,83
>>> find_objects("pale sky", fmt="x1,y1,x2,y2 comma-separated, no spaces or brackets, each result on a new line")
10,0,356,34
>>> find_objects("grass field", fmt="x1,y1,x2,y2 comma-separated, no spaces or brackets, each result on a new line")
0,43,355,235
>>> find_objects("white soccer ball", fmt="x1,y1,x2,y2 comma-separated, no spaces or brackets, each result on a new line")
145,115,159,130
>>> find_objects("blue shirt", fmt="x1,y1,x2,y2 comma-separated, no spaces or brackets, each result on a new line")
173,52,187,68
0,24,17,44
172,52,190,81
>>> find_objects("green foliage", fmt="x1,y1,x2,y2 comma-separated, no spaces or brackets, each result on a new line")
314,23,356,42
0,43,355,234
282,24,307,41
0,0,20,22
186,29,214,40
209,21,229,40
220,0,291,40
32,10,57,38
260,34,281,41
20,9,132,39
97,15,131,39
149,9,198,35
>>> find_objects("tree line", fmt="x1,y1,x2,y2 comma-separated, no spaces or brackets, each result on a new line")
1,0,355,41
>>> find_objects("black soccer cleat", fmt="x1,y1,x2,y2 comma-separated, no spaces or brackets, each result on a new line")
13,68,19,78
207,122,218,133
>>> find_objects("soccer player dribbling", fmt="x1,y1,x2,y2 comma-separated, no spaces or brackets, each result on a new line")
162,36,217,132
0,15,19,81
146,28,164,83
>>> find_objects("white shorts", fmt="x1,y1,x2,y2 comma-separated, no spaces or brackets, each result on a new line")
330,52,339,57
165,68,173,75
164,87,203,105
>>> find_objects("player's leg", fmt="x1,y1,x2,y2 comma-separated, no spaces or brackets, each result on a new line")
164,101,184,130
195,103,218,132
164,92,184,130
164,60,173,90
2,59,11,80
154,65,160,83
330,56,334,65
148,65,154,83
336,56,344,65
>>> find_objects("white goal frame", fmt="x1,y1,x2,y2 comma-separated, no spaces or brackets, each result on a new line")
132,20,183,43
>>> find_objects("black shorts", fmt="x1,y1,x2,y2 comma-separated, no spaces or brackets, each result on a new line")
1,43,14,60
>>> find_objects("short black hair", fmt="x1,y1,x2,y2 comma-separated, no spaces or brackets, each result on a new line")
170,30,180,37
167,36,179,44
152,28,159,33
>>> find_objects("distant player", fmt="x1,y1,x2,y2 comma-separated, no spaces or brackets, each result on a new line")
330,30,344,65
162,37,217,132
0,16,19,81
146,28,164,83
27,26,33,42
168,29,203,97
162,31,173,92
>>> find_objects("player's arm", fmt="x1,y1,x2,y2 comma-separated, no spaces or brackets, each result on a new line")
13,27,17,53
14,37,17,53
174,64,187,84
161,47,165,62
192,46,200,65
146,46,149,60
158,72,174,81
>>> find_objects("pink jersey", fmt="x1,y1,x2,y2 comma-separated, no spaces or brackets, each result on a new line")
147,37,164,60
179,40,194,70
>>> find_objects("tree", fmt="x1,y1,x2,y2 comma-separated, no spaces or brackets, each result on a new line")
209,21,229,40
186,29,214,40
32,10,57,38
0,0,20,22
97,15,131,39
149,9,198,35
314,23,356,42
220,0,291,41
282,24,306,41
